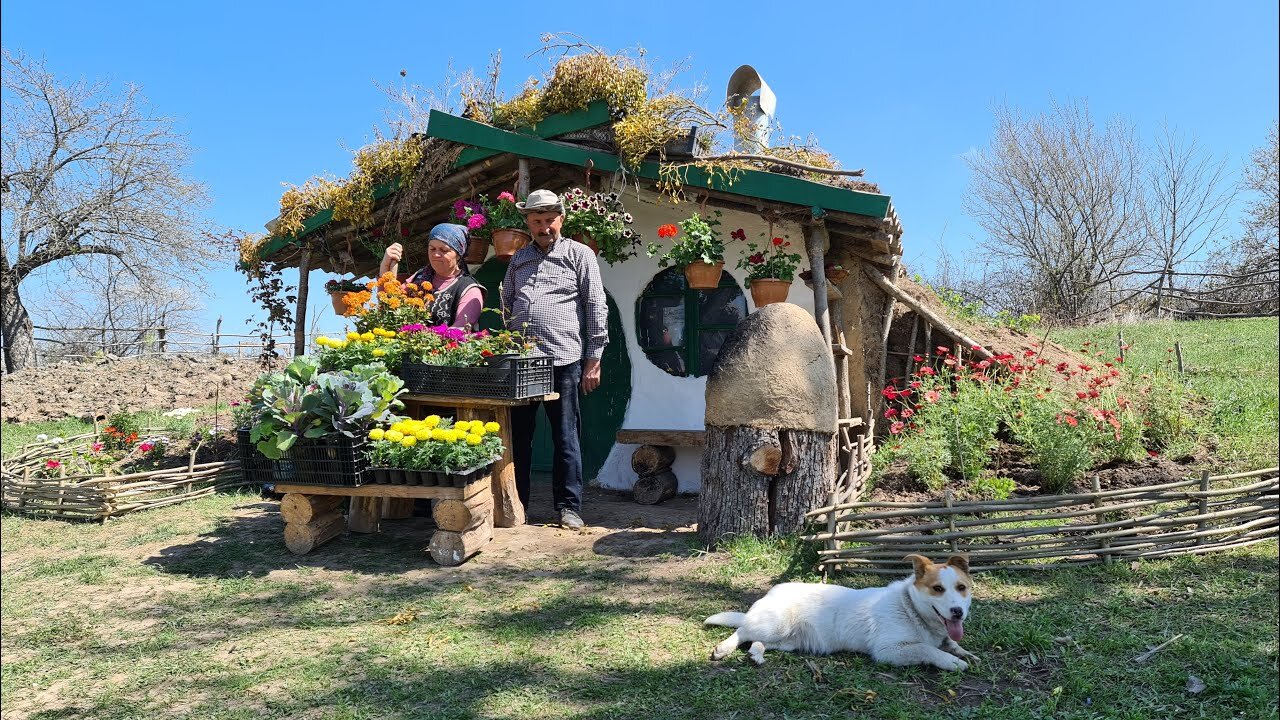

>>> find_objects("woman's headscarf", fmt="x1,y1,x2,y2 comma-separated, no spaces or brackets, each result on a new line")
427,222,471,275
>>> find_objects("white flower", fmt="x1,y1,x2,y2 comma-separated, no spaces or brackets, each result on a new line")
36,434,48,442
51,437,65,444
162,407,199,418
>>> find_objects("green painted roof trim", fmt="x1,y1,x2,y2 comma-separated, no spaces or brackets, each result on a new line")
430,110,891,219
249,101,614,266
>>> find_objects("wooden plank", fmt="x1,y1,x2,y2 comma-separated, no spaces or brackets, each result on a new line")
453,100,613,167
425,110,892,219
615,429,706,447
273,482,488,500
401,392,559,409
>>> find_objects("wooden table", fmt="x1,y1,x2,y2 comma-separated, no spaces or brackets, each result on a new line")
273,392,556,566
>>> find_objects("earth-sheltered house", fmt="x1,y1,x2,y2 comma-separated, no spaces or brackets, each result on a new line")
245,85,987,503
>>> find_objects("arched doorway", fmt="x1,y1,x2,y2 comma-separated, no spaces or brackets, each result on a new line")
472,259,632,481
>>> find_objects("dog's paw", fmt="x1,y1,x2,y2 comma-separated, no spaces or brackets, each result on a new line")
939,657,969,672
956,650,980,664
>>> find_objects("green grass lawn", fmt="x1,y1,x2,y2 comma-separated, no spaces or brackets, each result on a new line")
2,491,1276,720
1051,317,1279,471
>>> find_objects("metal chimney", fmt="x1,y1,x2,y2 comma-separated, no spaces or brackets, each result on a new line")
726,65,776,151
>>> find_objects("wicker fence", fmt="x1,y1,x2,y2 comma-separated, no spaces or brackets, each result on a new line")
804,467,1279,574
1,433,253,522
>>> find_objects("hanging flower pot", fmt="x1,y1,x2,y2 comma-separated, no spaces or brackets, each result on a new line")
684,260,724,290
749,278,792,308
572,233,600,256
329,291,348,316
463,235,491,264
491,229,531,262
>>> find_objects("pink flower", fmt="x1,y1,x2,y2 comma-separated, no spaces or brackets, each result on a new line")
924,390,941,403
900,408,915,419
889,421,906,434
92,442,104,453
884,408,899,419
497,191,515,203
139,442,155,453
45,459,61,469
466,214,487,230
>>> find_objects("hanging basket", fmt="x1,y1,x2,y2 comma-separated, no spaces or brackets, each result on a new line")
749,278,792,308
683,261,724,290
328,291,348,316
492,229,531,261
463,236,491,264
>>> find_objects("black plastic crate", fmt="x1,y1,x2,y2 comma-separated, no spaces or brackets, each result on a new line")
285,435,368,486
400,354,553,399
237,428,275,484
439,461,497,488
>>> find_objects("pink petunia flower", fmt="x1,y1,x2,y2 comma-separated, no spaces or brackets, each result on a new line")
45,459,61,469
497,191,515,203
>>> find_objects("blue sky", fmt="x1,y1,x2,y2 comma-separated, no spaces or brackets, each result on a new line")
4,1,1277,338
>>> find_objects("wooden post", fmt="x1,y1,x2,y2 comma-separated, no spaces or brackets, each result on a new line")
158,314,168,354
382,497,416,520
281,494,345,525
923,323,933,366
1092,476,1111,564
804,219,832,347
905,314,919,379
285,511,346,554
1174,341,1184,374
516,158,530,198
831,300,852,421
459,407,524,528
428,515,494,566
294,244,312,357
1196,470,1210,546
213,316,223,354
944,489,957,553
348,495,381,533
1117,329,1125,363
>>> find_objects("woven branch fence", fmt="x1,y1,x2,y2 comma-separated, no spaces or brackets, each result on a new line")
1,432,255,522
804,467,1278,574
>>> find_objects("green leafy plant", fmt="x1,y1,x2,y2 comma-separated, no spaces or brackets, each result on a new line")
734,230,802,285
561,187,641,263
324,277,366,294
648,212,726,268
483,191,527,232
399,325,535,366
967,473,1016,500
101,412,143,453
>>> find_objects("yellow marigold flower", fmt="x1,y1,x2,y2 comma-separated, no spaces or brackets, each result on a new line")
372,349,386,357
368,428,385,440
452,431,467,443
466,434,482,446
453,420,471,432
361,332,374,342
384,330,397,337
347,331,360,341
316,336,331,347
414,429,431,440
423,415,441,428
471,426,487,437
431,428,450,441
400,436,417,447
390,422,407,433
484,422,500,433
385,430,404,442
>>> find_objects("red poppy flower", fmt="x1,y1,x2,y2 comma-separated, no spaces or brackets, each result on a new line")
772,237,785,246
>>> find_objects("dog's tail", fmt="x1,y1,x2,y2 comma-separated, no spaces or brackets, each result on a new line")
704,611,747,628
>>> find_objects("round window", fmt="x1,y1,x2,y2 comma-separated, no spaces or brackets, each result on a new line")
635,267,746,377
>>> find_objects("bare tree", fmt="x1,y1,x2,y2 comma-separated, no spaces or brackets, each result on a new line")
1,49,218,372
1143,125,1236,314
963,101,1147,321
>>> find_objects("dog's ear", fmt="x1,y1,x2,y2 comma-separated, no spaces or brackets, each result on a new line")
947,554,970,573
904,554,932,579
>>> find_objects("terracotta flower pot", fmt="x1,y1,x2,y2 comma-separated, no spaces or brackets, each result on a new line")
749,278,792,308
572,233,600,255
463,236,491,264
329,291,348,316
683,260,724,290
491,228,531,261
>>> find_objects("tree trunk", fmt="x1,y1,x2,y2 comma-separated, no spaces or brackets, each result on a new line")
697,425,835,547
0,262,36,373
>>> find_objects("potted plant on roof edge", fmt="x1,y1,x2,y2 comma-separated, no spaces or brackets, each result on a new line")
735,230,802,308
452,199,491,263
561,187,642,263
649,212,727,290
484,192,530,261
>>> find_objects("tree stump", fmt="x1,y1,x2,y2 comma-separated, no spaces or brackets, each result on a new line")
432,484,493,532
698,303,837,547
631,445,676,476
428,515,494,566
347,496,381,534
633,470,678,505
284,510,346,554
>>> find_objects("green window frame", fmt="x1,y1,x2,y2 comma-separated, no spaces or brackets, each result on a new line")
635,267,747,377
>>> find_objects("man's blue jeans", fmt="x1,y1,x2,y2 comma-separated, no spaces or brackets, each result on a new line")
511,360,583,514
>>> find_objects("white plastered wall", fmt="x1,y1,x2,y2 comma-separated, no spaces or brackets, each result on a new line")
592,188,816,493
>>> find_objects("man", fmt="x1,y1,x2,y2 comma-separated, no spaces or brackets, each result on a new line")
501,189,608,530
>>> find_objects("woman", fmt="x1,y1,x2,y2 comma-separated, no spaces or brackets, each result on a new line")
379,223,485,328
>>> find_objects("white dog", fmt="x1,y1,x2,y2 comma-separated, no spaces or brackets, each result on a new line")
705,554,977,671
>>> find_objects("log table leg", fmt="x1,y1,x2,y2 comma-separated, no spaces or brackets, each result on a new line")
348,496,382,533
382,497,415,520
428,515,494,566
284,510,346,554
459,407,524,528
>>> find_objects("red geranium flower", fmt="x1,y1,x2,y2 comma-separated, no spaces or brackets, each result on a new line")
657,224,679,238
772,237,785,246
730,228,746,241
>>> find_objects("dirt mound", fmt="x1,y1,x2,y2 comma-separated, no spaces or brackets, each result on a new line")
1,355,273,425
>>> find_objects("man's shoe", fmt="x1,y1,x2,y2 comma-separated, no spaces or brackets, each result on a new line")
559,508,585,530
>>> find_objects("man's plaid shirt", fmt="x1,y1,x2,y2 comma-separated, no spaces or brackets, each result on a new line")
501,236,608,366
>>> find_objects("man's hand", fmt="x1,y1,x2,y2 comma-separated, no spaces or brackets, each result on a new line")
581,358,602,395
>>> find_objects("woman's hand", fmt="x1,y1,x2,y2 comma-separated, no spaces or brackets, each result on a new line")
380,243,404,275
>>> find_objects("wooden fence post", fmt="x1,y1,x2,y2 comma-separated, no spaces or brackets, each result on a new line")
1196,470,1210,546
944,489,957,553
1117,329,1125,363
212,316,222,354
1174,341,1184,374
1092,476,1112,564
158,313,168,354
